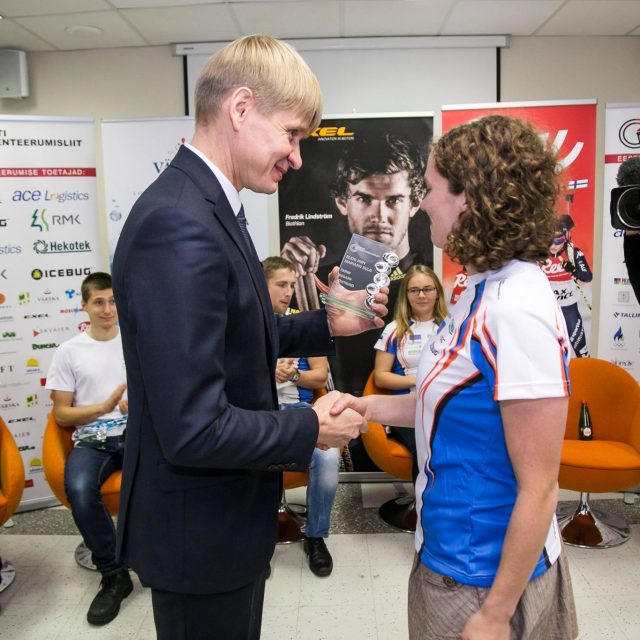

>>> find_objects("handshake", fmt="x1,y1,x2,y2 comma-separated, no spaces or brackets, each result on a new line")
312,390,369,450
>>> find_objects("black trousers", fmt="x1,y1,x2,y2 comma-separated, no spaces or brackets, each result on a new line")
389,426,419,485
151,571,267,640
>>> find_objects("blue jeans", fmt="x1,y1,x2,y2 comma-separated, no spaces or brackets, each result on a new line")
64,440,125,575
280,402,340,539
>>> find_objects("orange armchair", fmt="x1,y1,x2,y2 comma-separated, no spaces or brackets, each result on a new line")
42,410,122,568
557,358,640,548
361,373,416,532
1,416,25,594
278,470,310,544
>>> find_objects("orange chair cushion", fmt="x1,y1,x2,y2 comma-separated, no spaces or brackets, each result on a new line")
0,493,7,524
561,440,640,471
42,410,121,516
386,437,413,461
360,373,413,481
560,440,640,493
0,417,25,524
283,470,309,491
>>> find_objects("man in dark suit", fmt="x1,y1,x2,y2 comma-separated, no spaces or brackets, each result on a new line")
112,35,386,640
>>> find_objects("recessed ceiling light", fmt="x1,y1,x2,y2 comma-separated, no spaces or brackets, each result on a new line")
65,25,103,38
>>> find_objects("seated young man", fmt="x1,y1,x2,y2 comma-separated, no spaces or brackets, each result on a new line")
45,272,132,625
263,257,340,577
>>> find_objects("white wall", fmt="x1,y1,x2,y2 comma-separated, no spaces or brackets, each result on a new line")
0,46,184,265
2,36,639,352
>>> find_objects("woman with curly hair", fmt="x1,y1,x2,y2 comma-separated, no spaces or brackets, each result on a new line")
374,264,447,482
333,115,578,640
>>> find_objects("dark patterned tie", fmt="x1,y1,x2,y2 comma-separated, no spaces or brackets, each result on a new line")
236,205,252,246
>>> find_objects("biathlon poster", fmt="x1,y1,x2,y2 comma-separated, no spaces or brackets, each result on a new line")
597,103,640,380
278,114,433,470
442,101,597,360
102,117,269,263
0,116,102,509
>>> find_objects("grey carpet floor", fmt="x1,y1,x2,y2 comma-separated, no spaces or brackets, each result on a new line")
3,485,638,536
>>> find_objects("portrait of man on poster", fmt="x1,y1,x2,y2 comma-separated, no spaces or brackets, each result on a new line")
280,125,432,418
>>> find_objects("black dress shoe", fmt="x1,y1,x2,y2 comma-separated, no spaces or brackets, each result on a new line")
303,536,333,577
87,568,133,626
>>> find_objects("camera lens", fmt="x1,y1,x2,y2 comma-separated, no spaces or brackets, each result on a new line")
617,187,640,230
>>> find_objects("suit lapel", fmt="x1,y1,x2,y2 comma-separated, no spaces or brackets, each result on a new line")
170,146,278,363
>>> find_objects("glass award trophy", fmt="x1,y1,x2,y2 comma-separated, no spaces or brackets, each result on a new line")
320,233,398,320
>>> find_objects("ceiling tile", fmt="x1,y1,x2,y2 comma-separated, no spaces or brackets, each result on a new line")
442,0,563,36
110,0,224,7
0,0,110,18
233,2,340,39
343,0,455,37
0,18,55,50
121,4,239,44
537,0,640,36
13,11,148,49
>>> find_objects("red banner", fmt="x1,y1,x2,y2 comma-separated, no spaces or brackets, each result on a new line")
441,101,597,357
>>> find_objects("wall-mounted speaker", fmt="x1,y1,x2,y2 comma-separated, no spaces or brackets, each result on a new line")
0,49,29,99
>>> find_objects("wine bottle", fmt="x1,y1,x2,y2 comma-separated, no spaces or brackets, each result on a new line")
578,400,593,441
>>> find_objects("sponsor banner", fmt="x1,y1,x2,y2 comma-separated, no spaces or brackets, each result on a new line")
278,113,434,470
101,117,270,264
0,115,102,509
0,168,96,177
441,101,597,359
598,104,640,380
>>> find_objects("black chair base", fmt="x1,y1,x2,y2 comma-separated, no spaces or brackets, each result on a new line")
277,501,306,545
557,493,631,549
0,558,16,593
378,495,416,533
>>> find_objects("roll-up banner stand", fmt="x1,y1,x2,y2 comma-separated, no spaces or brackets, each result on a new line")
441,101,597,361
598,104,640,381
278,113,434,473
101,117,270,262
0,115,102,510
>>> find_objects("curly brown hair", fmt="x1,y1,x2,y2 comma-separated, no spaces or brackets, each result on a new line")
432,114,562,272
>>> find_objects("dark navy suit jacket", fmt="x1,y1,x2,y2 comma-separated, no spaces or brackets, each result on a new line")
112,145,334,594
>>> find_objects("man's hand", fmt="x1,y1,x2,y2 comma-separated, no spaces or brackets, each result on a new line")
275,358,296,383
102,383,127,414
118,398,128,415
325,267,388,336
281,236,327,277
313,390,367,449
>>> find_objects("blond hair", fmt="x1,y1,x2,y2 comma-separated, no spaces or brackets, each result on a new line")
394,265,447,344
195,35,322,135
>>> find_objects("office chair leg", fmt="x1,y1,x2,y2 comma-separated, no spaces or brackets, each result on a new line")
557,492,631,548
74,541,98,570
0,557,17,593
378,495,416,533
277,494,305,545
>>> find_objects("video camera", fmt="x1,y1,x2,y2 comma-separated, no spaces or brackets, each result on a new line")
610,157,640,231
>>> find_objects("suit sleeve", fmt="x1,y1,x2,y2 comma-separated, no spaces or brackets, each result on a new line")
276,310,335,358
118,205,318,470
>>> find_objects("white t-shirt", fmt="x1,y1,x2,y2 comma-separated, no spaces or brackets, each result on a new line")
46,331,127,437
374,318,439,392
